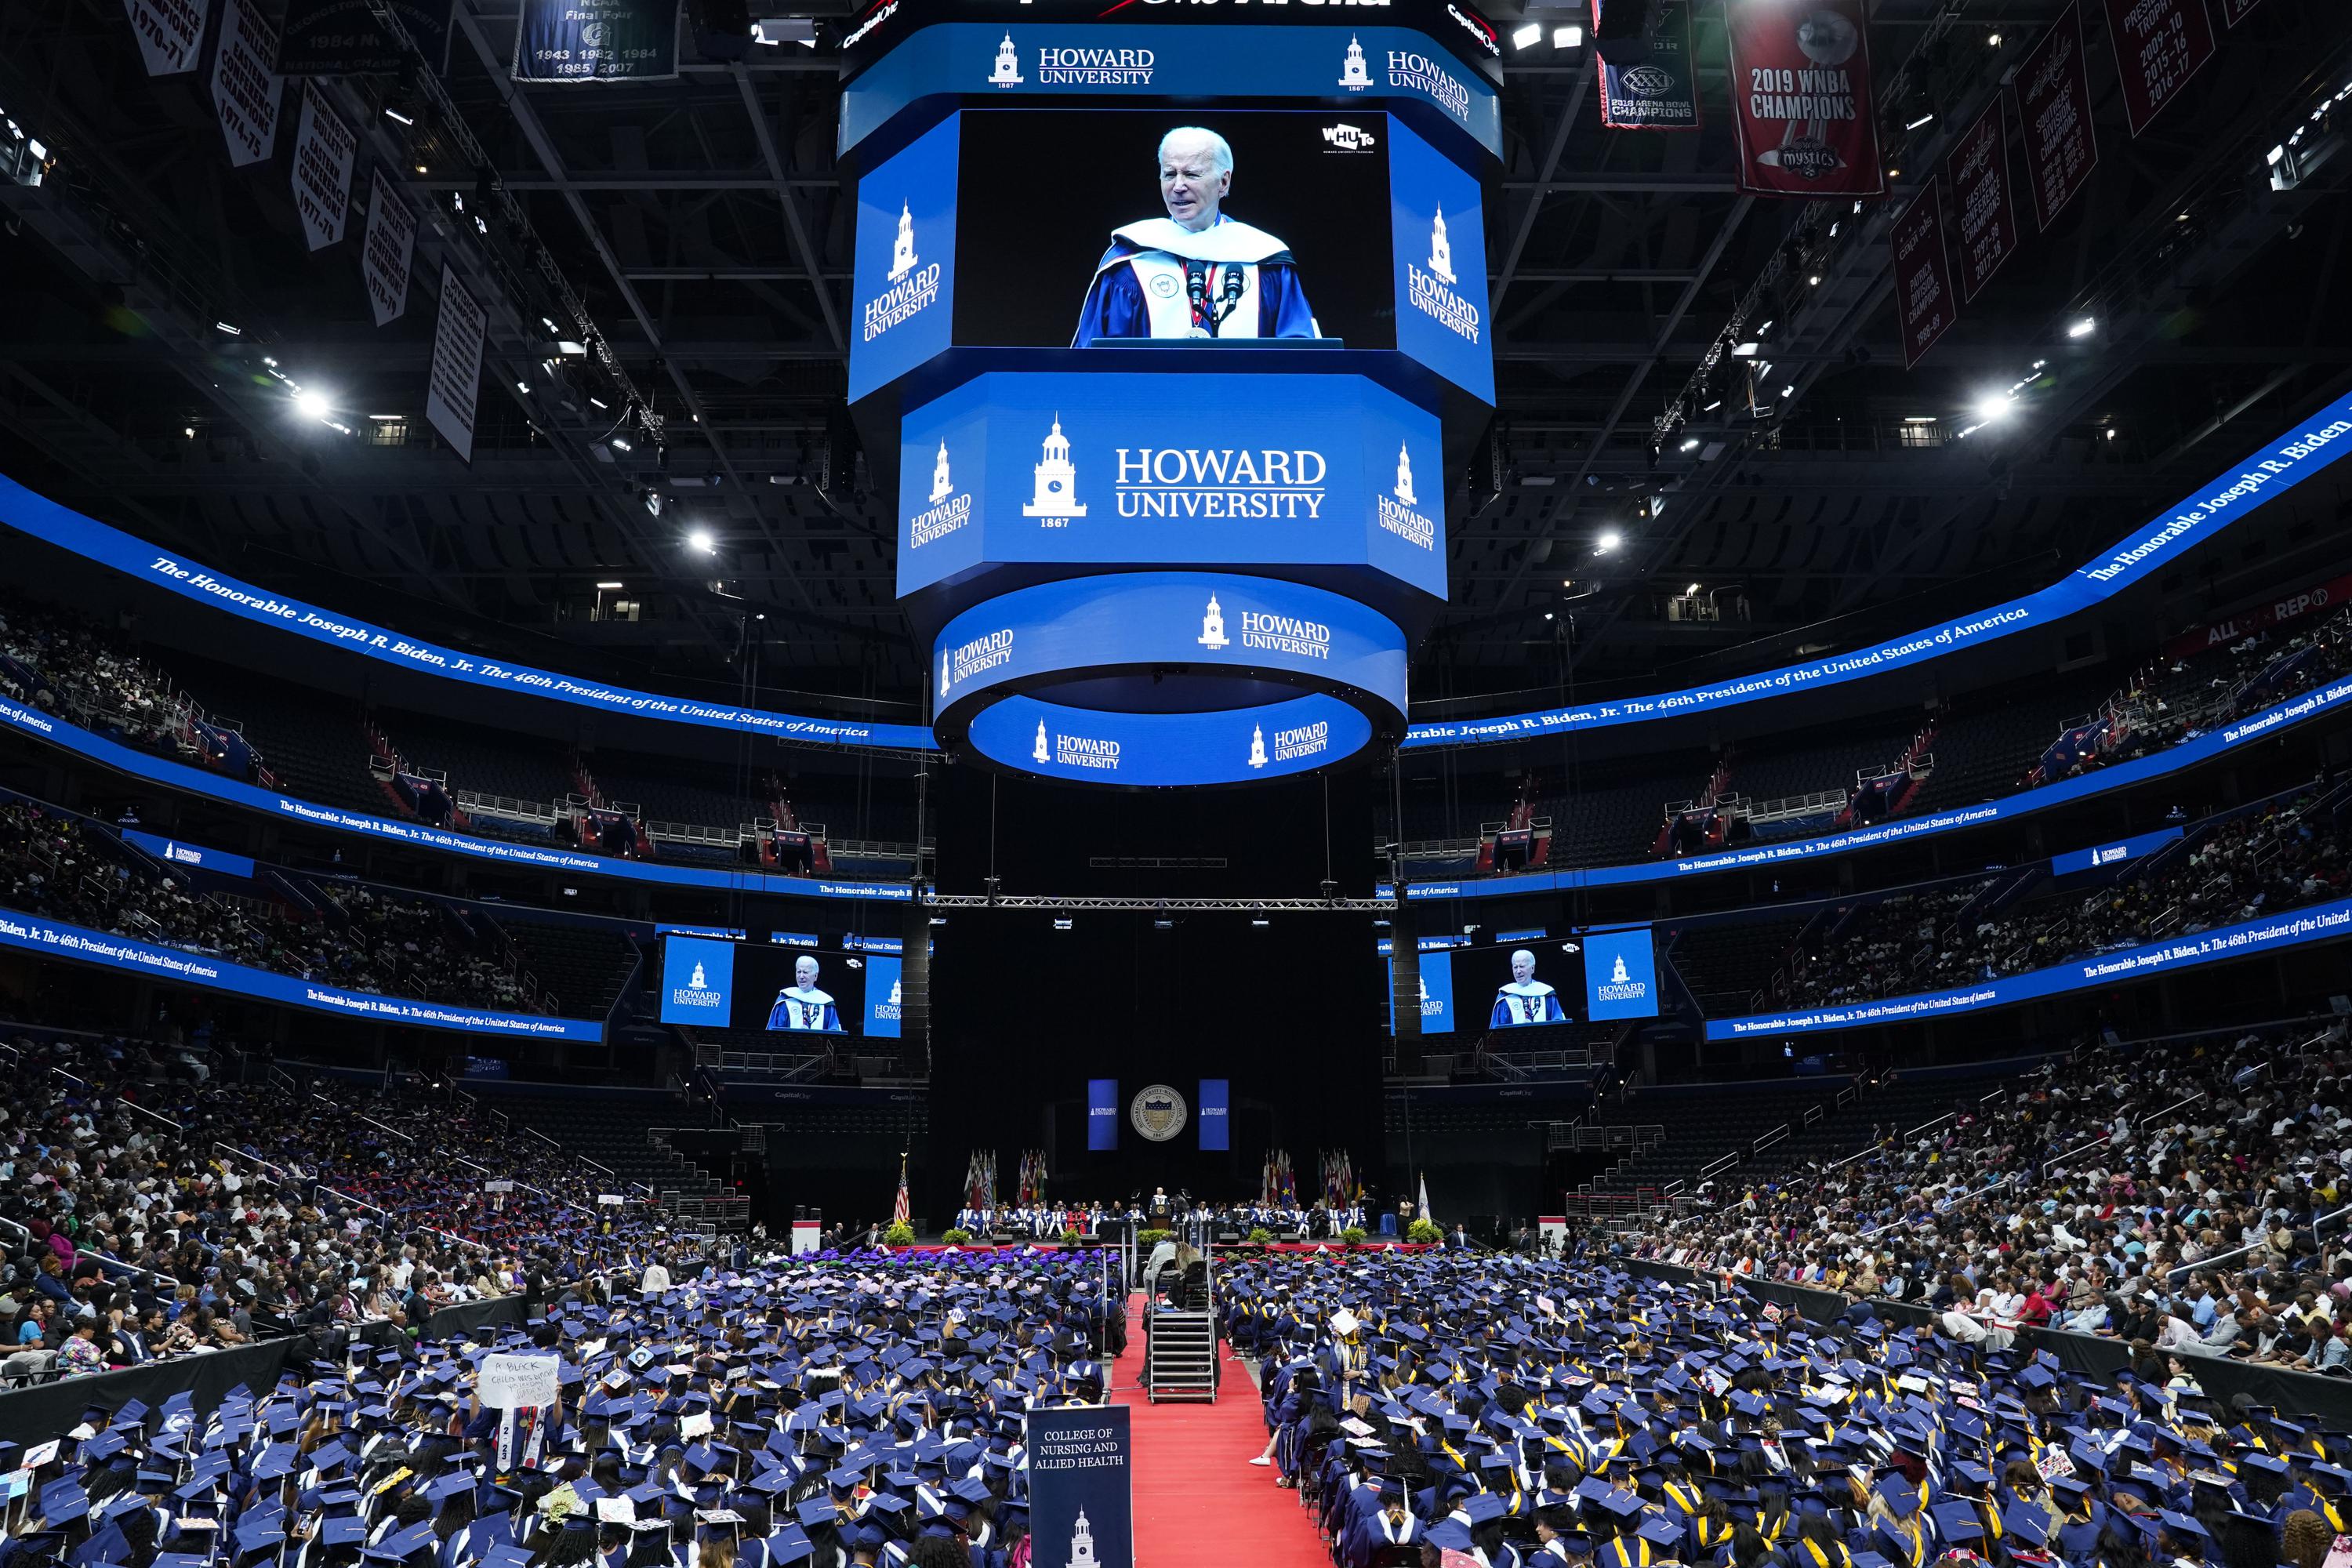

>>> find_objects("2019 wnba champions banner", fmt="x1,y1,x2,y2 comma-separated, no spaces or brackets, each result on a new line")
1725,0,1883,196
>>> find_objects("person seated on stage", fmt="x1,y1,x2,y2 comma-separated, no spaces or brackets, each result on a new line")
765,954,843,1033
1073,126,1319,344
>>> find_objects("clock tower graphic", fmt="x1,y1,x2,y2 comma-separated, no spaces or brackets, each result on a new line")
1022,417,1087,521
1065,1510,1100,1568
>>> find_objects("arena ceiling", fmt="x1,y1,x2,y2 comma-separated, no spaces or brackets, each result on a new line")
2,0,2349,729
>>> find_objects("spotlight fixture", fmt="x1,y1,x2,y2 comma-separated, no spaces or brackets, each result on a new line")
1552,24,1584,47
688,527,717,553
1512,22,1542,49
1596,530,1622,554
293,389,332,422
2067,317,2096,339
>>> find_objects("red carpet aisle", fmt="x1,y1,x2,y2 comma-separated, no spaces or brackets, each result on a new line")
1108,1292,1331,1566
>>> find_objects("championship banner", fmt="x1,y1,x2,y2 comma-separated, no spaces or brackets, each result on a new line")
124,0,209,75
359,171,417,326
290,84,356,251
1592,0,1699,131
210,0,285,168
1028,1407,1134,1568
1724,0,1882,197
278,0,454,75
1947,98,2017,302
2218,0,2260,26
425,265,487,464
2103,0,2216,137
2015,4,2098,230
1890,181,1955,370
514,0,679,82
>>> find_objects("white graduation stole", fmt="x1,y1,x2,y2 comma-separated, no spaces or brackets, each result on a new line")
1125,253,1262,339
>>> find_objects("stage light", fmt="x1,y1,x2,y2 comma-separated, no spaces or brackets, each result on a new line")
1686,583,1700,595
1596,530,1622,554
1781,385,1795,398
1512,22,1543,49
515,379,531,394
1975,393,2015,423
183,426,194,438
596,581,624,590
1053,918,1073,931
611,436,633,452
1905,112,1935,131
293,389,332,422
1987,30,2002,46
1552,24,1584,48
1808,274,1822,286
1679,437,1700,452
2067,317,2096,339
688,528,717,554
213,321,241,336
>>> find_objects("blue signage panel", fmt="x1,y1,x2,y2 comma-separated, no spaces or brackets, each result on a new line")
1198,1078,1229,1150
1403,395,2352,746
122,829,255,880
898,371,1446,597
1582,927,1659,1021
839,25,1502,160
1388,116,1493,404
659,936,737,1025
1026,1406,1134,1568
1087,1077,1120,1150
935,573,1409,717
2051,826,2183,877
865,954,905,1037
1705,895,2352,1040
0,694,916,903
848,112,960,402
965,691,1373,786
0,907,604,1040
0,477,934,752
1388,949,1455,1036
656,924,747,939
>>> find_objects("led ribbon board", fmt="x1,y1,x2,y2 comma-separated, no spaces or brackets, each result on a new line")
931,572,1408,718
898,370,1447,598
965,691,1373,786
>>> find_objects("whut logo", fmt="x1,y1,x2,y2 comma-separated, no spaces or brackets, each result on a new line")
1035,45,1155,85
1022,418,1087,526
910,441,971,548
1114,447,1327,519
1240,611,1332,661
1322,122,1377,151
939,629,1015,695
1408,208,1481,344
1388,49,1472,122
862,204,940,344
1379,442,1437,551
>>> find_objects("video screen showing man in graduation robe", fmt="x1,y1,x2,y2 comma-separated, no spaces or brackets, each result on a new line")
1490,947,1567,1028
1073,126,1319,344
767,955,844,1033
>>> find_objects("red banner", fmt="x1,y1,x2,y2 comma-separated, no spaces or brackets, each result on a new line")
2015,4,2099,232
2162,572,2352,662
1725,0,1883,197
1890,182,1955,370
2104,0,2216,137
2218,0,2261,27
1947,98,2016,303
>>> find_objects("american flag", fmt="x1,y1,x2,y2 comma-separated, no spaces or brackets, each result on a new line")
891,1152,910,1226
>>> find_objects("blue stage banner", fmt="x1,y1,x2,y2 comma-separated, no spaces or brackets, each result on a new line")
1378,666,2352,899
1403,394,2352,746
1197,1078,1229,1150
838,24,1501,160
658,936,736,1025
1706,895,2352,1040
864,954,904,1037
1388,116,1493,404
897,371,1446,598
0,692,916,903
1027,1406,1134,1568
848,112,960,401
1582,926,1658,1021
513,0,677,82
934,573,1409,718
656,923,747,939
0,907,604,1040
2052,826,2183,877
965,691,1373,786
0,477,934,752
122,829,255,880
1388,949,1455,1036
1087,1078,1120,1150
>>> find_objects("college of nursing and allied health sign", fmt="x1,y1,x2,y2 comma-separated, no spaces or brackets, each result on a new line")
1026,1406,1134,1568
0,906,604,1040
1704,895,2352,1041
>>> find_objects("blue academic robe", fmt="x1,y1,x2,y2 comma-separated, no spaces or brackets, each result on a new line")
1072,216,1317,344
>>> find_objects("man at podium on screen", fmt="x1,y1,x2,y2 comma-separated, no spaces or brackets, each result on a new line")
1490,947,1566,1027
1073,126,1319,344
767,954,844,1033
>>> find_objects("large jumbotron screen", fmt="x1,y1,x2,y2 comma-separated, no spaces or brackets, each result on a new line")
657,935,902,1038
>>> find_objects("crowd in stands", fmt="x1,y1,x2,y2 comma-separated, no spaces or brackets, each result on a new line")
0,1025,678,1382
1614,1021,2352,1374
1779,789,2349,1008
0,594,185,751
0,797,546,1013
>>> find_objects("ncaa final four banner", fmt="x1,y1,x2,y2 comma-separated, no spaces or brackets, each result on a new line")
1725,0,1884,197
1592,0,1700,131
514,0,678,82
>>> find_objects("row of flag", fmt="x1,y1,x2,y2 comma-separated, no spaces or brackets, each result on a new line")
1015,1149,1050,1205
962,1149,998,1213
